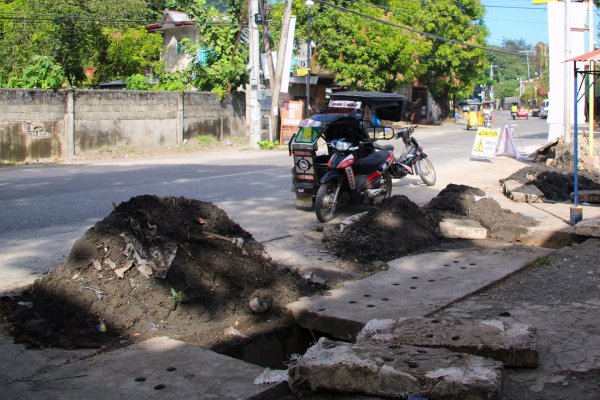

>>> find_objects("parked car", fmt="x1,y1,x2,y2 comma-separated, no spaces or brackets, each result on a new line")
516,107,529,119
540,99,549,119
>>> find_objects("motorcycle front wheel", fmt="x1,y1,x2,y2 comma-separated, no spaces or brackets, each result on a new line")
416,158,436,186
315,182,340,222
382,171,392,198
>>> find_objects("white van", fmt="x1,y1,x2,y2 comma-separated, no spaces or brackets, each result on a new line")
540,99,549,119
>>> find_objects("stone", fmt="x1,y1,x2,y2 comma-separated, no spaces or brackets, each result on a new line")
288,337,502,400
502,180,545,203
357,317,538,367
574,217,600,238
439,218,488,240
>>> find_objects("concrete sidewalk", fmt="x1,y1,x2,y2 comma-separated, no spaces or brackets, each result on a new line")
2,142,600,399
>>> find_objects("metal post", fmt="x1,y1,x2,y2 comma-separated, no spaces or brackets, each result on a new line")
305,0,314,117
589,0,595,156
564,0,572,143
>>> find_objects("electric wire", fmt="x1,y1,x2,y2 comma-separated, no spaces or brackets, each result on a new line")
312,0,528,57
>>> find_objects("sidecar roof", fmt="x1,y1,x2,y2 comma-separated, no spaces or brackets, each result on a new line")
329,91,406,104
328,91,407,122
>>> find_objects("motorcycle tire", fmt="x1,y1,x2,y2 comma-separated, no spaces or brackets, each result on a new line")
315,182,340,222
382,171,392,198
415,158,436,186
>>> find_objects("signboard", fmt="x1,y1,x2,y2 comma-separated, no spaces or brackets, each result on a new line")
328,100,362,109
471,127,501,158
280,100,304,143
496,125,523,159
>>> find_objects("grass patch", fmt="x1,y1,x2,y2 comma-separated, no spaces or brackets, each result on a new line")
196,134,218,148
257,140,280,150
527,255,552,269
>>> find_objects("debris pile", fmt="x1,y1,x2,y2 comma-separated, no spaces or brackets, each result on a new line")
0,195,322,349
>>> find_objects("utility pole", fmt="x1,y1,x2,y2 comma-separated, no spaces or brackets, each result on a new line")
588,0,595,156
489,63,495,105
269,0,293,142
248,0,261,148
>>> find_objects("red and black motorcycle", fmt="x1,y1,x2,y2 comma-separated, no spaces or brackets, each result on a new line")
315,138,395,222
389,125,436,187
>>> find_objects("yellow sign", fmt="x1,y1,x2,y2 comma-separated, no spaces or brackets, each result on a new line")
471,128,501,158
532,0,558,4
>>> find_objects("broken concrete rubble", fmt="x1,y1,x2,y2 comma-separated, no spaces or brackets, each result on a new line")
574,217,600,238
439,218,488,240
501,180,545,203
357,317,538,367
288,337,502,400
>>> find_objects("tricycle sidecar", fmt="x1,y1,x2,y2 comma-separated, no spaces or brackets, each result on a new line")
289,91,407,210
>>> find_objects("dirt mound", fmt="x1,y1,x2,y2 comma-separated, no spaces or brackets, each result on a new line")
0,195,322,349
424,184,537,242
325,186,534,264
325,195,440,264
502,166,600,202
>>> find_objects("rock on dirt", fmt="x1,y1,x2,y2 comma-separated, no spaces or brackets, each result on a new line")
325,185,537,264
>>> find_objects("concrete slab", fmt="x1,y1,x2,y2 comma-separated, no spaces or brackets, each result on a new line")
502,180,544,203
1,337,288,400
358,317,538,367
439,218,488,239
574,217,600,237
288,337,502,400
287,244,551,341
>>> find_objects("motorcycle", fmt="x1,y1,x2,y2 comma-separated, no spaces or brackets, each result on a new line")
389,126,436,186
315,138,395,222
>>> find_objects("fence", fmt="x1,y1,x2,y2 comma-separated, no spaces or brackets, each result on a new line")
0,89,246,163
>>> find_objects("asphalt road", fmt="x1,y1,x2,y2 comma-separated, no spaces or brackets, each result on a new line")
0,111,550,292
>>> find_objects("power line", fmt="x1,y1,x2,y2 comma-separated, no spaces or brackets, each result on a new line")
312,0,526,57
0,12,149,24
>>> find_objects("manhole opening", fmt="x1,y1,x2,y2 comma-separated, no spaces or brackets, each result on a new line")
214,325,335,369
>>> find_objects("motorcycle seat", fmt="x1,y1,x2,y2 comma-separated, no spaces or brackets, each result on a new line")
373,142,394,151
356,149,390,168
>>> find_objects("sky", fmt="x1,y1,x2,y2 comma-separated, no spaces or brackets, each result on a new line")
482,0,551,46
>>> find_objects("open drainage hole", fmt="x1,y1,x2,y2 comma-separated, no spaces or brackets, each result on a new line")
166,366,176,372
451,335,460,341
367,304,375,308
154,384,166,390
363,294,371,297
134,377,146,382
470,263,476,266
460,266,467,269
348,300,357,304
410,286,418,290
411,276,419,280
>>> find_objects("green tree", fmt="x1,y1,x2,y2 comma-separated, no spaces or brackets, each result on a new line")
167,0,248,97
7,55,65,89
0,0,149,87
96,27,163,83
416,0,488,117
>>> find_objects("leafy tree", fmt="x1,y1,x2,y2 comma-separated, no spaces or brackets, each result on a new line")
270,0,487,116
0,0,150,87
7,55,65,89
95,27,163,84
167,0,248,97
415,0,488,116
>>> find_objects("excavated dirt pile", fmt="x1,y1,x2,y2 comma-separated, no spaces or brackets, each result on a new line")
0,195,322,349
326,184,536,263
502,165,600,202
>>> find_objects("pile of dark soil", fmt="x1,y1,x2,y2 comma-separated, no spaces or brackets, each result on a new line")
502,166,600,202
423,184,537,241
0,195,323,349
326,185,536,264
325,195,441,264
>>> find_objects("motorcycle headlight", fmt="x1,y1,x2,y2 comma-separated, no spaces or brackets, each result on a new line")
334,140,352,151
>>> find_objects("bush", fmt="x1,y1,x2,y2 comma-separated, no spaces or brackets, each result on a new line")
257,140,279,150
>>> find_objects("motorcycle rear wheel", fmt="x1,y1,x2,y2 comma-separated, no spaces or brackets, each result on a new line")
416,158,436,186
315,182,340,222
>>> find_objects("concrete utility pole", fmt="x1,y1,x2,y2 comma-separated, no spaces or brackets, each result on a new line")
248,0,262,148
489,63,495,105
589,0,595,156
269,0,293,142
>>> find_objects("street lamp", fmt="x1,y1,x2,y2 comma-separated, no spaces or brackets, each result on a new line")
305,0,314,117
